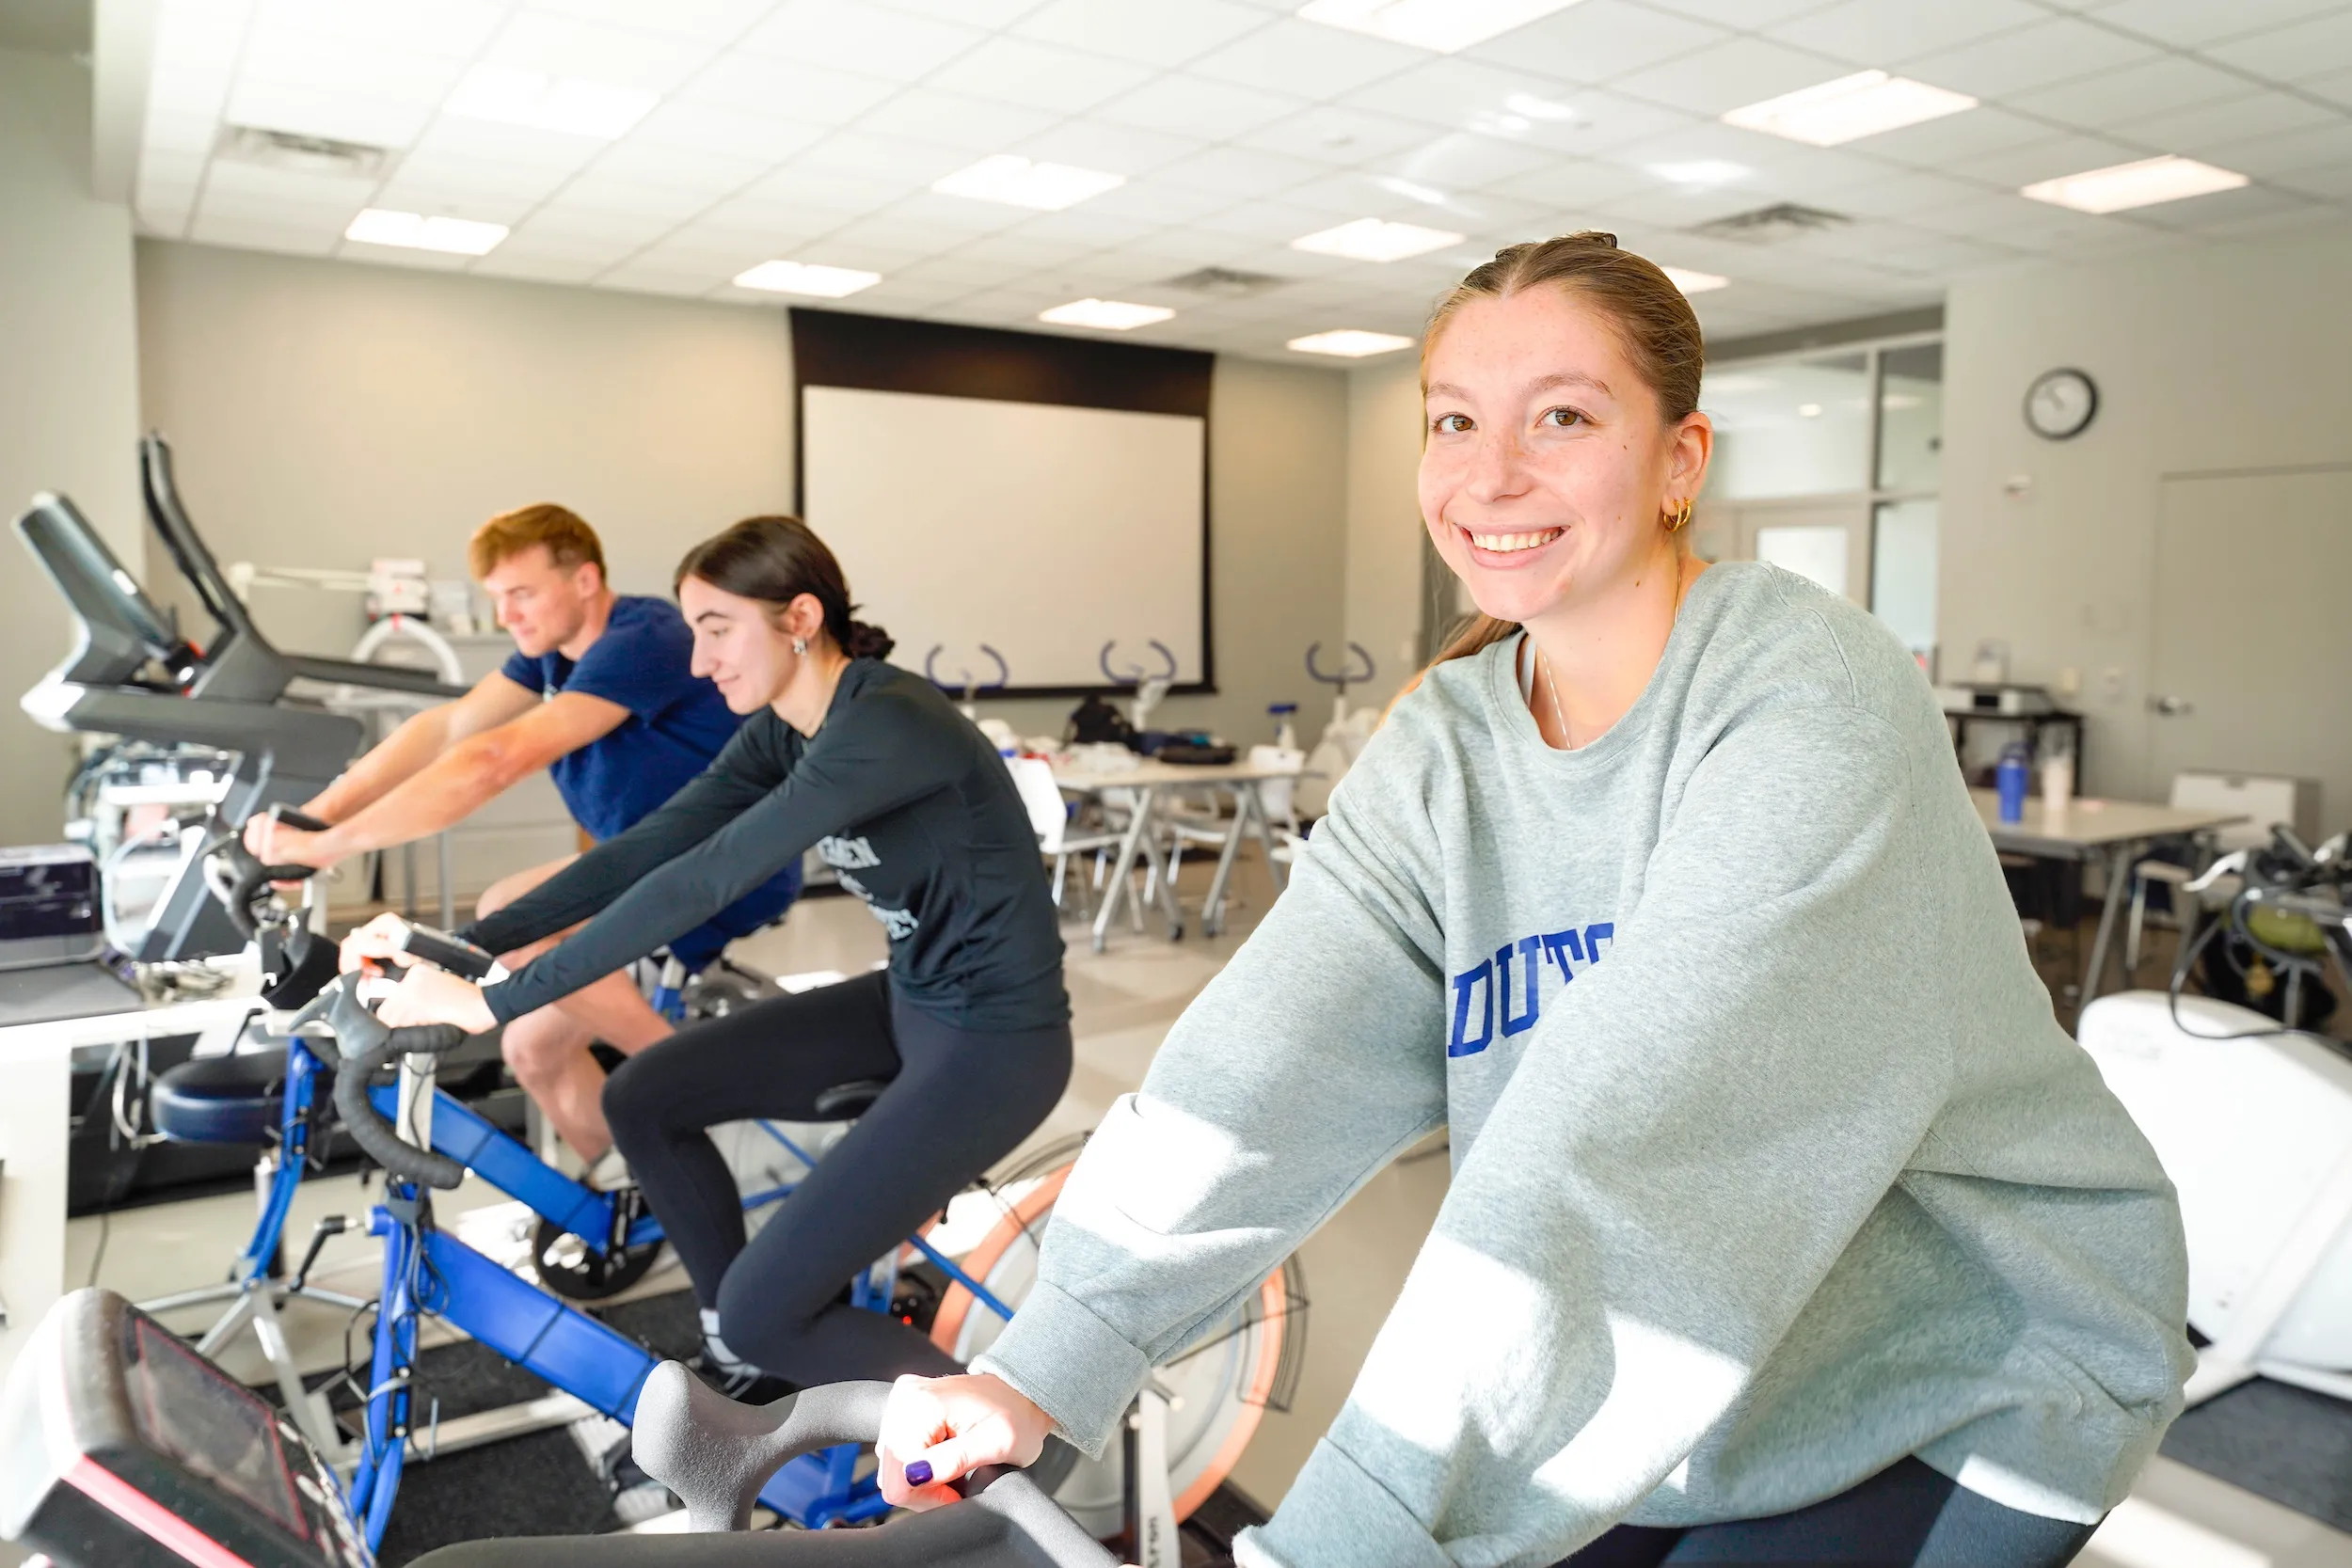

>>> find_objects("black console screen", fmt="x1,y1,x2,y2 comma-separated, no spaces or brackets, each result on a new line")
126,1319,309,1542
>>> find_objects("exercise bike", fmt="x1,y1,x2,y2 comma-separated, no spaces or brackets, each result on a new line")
139,825,1305,1559
2077,822,2352,1408
0,1287,1119,1568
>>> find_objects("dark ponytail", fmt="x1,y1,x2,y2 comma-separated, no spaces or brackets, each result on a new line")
674,515,895,661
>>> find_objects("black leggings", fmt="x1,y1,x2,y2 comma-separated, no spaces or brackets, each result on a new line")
1559,1458,2097,1567
602,971,1072,1386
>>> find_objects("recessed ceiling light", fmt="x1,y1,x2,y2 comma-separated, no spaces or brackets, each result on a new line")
1661,267,1728,294
345,208,507,256
1292,217,1464,262
1797,403,1823,418
1299,0,1588,54
1650,160,1749,189
1469,109,1534,136
1289,329,1417,357
1039,298,1174,330
446,66,660,140
932,154,1124,211
1722,70,1976,147
2019,154,2249,214
733,261,882,298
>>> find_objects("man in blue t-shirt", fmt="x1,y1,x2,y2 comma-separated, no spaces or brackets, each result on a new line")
245,504,799,1164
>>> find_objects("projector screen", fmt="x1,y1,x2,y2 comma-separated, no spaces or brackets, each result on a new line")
802,387,1205,693
791,308,1215,697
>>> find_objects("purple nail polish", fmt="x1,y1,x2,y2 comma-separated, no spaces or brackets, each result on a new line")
904,1460,934,1487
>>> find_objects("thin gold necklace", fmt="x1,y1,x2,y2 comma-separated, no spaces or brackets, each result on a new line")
1538,647,1570,749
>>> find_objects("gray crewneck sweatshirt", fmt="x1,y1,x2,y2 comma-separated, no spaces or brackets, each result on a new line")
974,562,2190,1567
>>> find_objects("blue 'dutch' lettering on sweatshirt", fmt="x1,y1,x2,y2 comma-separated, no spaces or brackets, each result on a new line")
1448,922,1613,1058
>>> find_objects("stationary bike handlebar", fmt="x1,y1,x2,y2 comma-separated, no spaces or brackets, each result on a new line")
623,1365,1118,1565
291,975,471,1190
202,806,330,941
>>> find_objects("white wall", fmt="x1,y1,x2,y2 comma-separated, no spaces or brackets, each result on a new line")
134,242,1346,751
0,50,144,847
1342,357,1426,713
1939,223,2352,799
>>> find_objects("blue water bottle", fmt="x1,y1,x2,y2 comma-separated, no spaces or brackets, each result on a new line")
1995,743,2030,823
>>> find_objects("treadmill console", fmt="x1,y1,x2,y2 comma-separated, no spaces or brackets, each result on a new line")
0,1289,371,1568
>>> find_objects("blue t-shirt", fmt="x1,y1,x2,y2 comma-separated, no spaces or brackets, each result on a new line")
499,594,797,966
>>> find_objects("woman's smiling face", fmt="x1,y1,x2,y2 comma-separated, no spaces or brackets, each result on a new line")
1419,285,1708,627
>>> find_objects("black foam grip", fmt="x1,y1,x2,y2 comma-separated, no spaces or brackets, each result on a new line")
324,983,469,1190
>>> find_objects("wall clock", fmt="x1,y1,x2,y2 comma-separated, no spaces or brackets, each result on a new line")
2025,367,2098,440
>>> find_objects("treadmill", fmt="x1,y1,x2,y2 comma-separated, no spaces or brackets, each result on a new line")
16,436,468,962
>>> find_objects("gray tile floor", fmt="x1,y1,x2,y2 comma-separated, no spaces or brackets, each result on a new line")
61,863,2349,1566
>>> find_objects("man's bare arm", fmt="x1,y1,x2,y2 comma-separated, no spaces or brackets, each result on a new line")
305,673,541,824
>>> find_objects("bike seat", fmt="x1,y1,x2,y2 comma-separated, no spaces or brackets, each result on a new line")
812,1078,888,1119
151,1053,319,1145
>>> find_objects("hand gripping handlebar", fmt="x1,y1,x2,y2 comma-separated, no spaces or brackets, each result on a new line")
629,1365,1117,1565
203,806,330,941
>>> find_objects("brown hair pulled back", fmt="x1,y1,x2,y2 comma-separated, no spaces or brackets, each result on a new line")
1421,231,1706,673
673,515,895,660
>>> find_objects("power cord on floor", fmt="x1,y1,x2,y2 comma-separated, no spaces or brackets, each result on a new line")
87,1210,109,1288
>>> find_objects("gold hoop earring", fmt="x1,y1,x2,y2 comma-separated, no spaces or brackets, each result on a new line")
1664,499,1693,532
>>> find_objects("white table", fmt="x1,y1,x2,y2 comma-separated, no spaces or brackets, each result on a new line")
1051,757,1303,952
0,983,260,1390
1973,790,2249,1015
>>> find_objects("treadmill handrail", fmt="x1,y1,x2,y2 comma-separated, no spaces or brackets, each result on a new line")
140,434,468,703
139,431,259,647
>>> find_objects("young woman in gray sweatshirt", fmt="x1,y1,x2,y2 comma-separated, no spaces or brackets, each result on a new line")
875,233,2193,1568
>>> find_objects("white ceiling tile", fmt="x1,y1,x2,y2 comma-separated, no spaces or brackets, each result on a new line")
1052,176,1232,226
851,87,1062,149
1188,18,1423,99
594,265,722,297
731,164,902,217
925,37,1154,117
788,129,972,185
680,53,904,122
2205,10,2352,84
1012,117,1204,176
1339,55,1582,132
1947,131,2153,187
2091,0,2352,51
893,249,1057,286
152,0,250,74
469,250,612,283
736,0,987,81
248,0,505,59
2106,91,2344,159
2298,66,2352,111
1892,18,2162,102
1899,189,2131,245
581,140,773,197
1799,167,2000,219
1586,116,1795,176
876,0,1041,24
478,9,721,94
1194,198,1366,243
201,159,379,212
1153,143,1325,198
1279,167,1449,217
1465,0,1726,86
1233,104,1438,166
629,102,831,162
149,67,237,123
860,190,1037,240
142,115,218,158
1510,87,1694,153
1094,73,1306,140
377,154,576,214
1607,36,1852,119
489,221,649,261
2204,118,2352,178
1000,205,1165,248
399,115,611,172
512,201,678,245
545,171,722,222
522,0,780,47
1857,103,2065,167
1371,129,1565,194
2005,58,2265,135
191,215,344,258
1011,0,1271,70
1486,155,1667,211
1120,223,1268,263
1772,0,2045,70
816,210,987,256
138,149,208,189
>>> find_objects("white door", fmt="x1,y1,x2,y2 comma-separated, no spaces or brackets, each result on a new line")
2148,466,2352,837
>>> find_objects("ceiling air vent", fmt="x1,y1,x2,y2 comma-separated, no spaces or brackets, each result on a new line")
1691,202,1851,244
215,124,392,180
1158,266,1287,299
